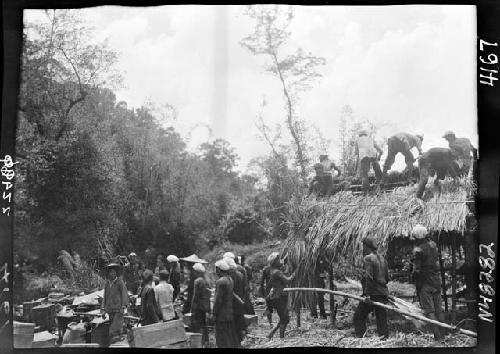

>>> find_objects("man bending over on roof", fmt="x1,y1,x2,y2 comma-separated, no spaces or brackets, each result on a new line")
382,132,423,184
416,147,460,199
442,131,477,178
319,154,341,196
411,225,445,341
353,237,390,339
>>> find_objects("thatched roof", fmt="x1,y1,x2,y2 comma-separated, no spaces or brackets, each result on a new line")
281,178,476,304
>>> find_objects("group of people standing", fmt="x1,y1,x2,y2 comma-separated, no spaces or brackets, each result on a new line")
309,130,477,198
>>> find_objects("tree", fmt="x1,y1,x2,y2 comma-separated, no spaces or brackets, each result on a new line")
241,5,326,184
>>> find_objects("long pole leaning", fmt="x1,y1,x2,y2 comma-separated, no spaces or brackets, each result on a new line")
283,287,477,338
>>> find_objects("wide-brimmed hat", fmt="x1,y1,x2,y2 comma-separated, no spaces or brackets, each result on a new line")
180,254,208,264
223,252,235,260
442,130,455,139
166,255,179,262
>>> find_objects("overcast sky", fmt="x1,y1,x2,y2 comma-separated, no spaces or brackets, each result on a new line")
25,5,478,174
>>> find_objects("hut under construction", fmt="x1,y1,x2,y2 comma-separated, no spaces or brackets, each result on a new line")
281,177,477,325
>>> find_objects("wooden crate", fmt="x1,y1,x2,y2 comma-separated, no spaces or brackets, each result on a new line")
23,301,41,322
61,343,99,348
155,340,189,349
186,332,202,348
32,304,56,331
32,331,58,348
130,320,187,348
182,313,192,328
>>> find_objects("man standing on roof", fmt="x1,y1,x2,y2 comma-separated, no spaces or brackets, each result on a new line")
411,225,445,341
167,255,181,302
190,263,211,346
353,237,390,339
101,263,129,345
382,133,423,183
416,147,460,199
355,130,383,192
308,163,325,197
319,154,341,196
214,259,239,348
442,131,478,178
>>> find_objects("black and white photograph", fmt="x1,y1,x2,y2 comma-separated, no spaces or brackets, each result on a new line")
0,2,497,351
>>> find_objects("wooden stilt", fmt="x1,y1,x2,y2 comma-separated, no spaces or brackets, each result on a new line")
296,307,301,328
437,234,448,312
451,233,457,324
328,266,336,326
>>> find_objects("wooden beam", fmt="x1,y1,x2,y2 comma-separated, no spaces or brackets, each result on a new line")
437,235,448,312
283,287,477,338
328,267,336,326
451,233,457,324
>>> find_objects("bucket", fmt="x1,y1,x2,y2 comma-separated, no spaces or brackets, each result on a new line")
23,301,41,322
13,321,35,348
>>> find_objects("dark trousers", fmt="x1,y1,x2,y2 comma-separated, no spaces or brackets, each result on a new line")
108,312,123,342
215,320,240,348
383,137,415,173
416,163,458,199
191,310,209,345
353,295,389,338
360,157,382,191
270,296,290,325
310,279,326,317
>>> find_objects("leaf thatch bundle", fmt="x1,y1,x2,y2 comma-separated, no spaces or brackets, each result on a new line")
280,177,476,307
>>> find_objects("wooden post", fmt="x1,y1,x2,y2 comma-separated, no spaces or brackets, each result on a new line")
296,307,301,328
437,234,448,312
451,233,457,324
328,266,336,326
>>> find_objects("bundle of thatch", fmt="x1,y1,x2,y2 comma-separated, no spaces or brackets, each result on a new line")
281,177,475,307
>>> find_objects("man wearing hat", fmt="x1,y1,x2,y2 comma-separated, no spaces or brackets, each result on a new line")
124,252,144,295
355,130,383,192
190,263,211,346
382,132,423,183
167,255,181,301
224,256,246,346
101,263,129,344
214,259,239,348
411,225,445,341
353,237,389,339
442,131,477,177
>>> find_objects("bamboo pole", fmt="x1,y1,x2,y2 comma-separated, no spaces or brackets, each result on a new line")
328,267,336,326
437,236,448,312
283,287,477,338
451,233,457,324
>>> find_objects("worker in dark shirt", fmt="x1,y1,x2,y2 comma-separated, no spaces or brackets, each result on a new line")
123,252,144,295
191,263,211,346
140,269,162,326
213,259,239,348
225,257,246,346
382,132,423,182
101,263,129,344
310,258,327,319
353,237,390,339
319,154,341,196
267,253,296,339
309,163,325,197
411,225,445,341
416,147,460,199
442,131,478,177
260,258,275,326
237,255,255,315
167,255,181,301
182,264,196,314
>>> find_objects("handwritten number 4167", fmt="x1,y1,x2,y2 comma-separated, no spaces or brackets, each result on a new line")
479,39,498,87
